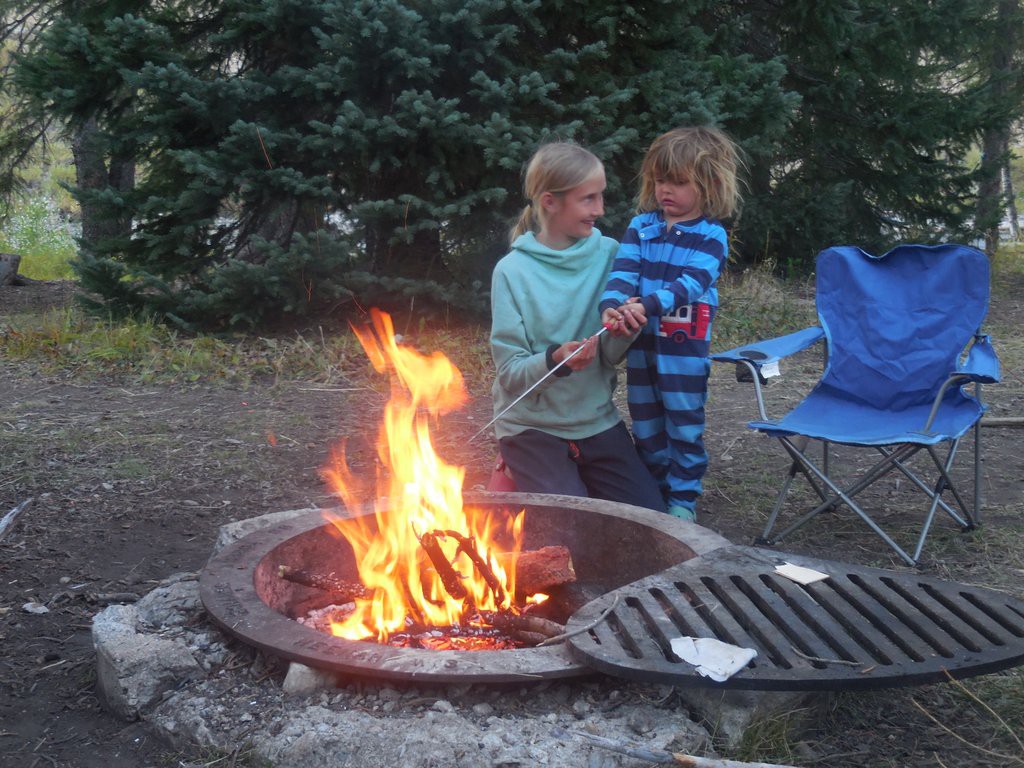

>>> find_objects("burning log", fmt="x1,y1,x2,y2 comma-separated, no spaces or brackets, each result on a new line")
510,630,548,646
480,610,565,640
496,545,576,597
418,530,470,601
277,565,371,601
438,529,506,605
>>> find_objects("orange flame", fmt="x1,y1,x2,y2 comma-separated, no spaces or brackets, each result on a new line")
322,309,523,641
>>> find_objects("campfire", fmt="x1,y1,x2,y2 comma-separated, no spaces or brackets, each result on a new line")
279,309,575,650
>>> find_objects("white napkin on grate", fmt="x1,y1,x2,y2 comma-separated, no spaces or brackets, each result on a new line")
774,562,829,585
670,636,757,682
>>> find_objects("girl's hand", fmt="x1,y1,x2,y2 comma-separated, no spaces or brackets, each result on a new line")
602,301,647,336
553,335,598,370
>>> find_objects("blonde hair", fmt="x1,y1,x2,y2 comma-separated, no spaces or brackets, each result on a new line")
637,126,742,220
509,142,604,243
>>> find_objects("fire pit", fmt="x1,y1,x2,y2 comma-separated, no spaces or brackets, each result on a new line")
197,309,1024,693
199,492,731,683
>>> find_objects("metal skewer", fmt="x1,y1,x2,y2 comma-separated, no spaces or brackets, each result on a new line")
470,324,610,443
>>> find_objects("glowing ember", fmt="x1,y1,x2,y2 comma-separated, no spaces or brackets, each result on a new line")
322,309,525,643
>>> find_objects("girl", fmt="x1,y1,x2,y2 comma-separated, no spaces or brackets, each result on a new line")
489,142,665,512
600,126,742,520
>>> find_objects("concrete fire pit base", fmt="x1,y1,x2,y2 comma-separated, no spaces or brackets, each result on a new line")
91,508,826,764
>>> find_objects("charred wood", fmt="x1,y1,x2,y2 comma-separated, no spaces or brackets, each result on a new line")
438,529,506,605
276,565,371,601
418,531,469,601
480,610,565,639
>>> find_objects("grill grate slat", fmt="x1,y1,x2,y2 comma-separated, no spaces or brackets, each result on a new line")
566,546,1024,690
755,575,859,664
729,575,850,668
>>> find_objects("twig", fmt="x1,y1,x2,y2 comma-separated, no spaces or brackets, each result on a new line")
0,498,33,542
556,727,802,767
87,592,140,605
942,670,1024,756
536,594,621,647
789,646,861,667
910,696,1024,765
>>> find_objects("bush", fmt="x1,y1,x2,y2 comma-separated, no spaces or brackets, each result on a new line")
0,193,78,279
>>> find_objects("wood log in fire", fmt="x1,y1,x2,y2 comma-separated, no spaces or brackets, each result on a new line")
276,565,372,601
495,545,576,597
278,543,576,613
480,610,565,640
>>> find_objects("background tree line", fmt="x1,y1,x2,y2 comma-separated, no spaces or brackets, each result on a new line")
1,0,1022,329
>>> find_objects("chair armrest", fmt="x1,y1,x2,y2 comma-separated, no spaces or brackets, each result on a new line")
711,326,825,422
922,335,1001,432
711,326,825,367
956,334,1000,384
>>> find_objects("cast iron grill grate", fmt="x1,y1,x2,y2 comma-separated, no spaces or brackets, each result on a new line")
566,546,1024,689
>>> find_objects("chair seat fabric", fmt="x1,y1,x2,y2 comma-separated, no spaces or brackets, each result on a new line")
749,385,985,446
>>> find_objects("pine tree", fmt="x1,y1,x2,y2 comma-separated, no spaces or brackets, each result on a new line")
737,0,1021,270
13,0,794,327
16,0,1018,326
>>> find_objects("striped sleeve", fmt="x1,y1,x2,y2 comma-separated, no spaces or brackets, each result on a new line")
599,225,642,313
646,225,727,315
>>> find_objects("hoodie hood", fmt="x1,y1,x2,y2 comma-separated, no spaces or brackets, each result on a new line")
510,229,606,272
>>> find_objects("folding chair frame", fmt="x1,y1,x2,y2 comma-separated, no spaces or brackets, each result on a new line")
722,350,989,567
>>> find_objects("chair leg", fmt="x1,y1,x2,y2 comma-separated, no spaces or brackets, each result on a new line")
924,442,975,528
759,471,797,544
879,445,968,527
773,441,915,529
778,435,830,503
766,438,918,565
973,419,983,526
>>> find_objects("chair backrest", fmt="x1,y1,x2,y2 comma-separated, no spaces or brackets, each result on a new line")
816,244,989,410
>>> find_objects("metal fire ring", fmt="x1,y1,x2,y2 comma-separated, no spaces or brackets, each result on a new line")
199,492,728,684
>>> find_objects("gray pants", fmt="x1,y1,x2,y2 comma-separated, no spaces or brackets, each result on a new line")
499,422,666,513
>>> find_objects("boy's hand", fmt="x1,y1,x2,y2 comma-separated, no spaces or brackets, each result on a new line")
621,297,648,328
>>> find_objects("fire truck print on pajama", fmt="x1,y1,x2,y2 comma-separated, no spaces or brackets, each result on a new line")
657,302,712,343
599,212,728,512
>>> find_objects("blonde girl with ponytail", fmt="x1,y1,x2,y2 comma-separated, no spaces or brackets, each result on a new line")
487,142,665,512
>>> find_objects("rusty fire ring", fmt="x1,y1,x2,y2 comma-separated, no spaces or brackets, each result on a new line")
199,491,728,684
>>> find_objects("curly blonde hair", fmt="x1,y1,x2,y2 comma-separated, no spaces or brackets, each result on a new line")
637,126,742,220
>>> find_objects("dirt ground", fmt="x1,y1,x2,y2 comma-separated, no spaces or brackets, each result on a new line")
1,277,1022,767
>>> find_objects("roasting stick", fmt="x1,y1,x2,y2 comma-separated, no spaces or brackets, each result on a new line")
470,324,612,443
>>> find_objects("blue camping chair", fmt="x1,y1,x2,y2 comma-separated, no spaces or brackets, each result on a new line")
713,244,1000,565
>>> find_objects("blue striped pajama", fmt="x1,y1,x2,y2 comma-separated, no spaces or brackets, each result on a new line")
600,212,727,511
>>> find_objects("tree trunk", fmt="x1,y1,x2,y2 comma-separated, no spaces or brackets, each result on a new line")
975,0,1018,256
72,117,135,255
0,252,21,285
1004,155,1020,241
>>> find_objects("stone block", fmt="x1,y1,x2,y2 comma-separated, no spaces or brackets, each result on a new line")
93,603,203,720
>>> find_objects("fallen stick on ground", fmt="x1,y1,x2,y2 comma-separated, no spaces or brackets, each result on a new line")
981,416,1024,427
0,498,33,542
556,728,802,768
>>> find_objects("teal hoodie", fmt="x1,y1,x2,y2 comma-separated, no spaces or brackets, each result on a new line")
489,229,634,440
